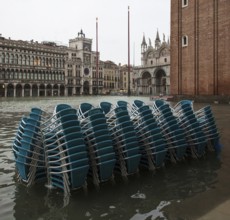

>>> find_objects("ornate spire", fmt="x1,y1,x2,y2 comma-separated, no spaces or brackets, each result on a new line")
155,29,161,49
141,33,147,46
156,29,160,41
141,33,147,53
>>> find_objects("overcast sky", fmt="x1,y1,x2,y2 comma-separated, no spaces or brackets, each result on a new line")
0,0,170,66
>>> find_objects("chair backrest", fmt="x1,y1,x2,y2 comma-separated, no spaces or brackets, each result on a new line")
55,104,72,114
88,108,103,116
133,100,144,109
58,108,77,117
99,101,113,114
79,102,94,118
138,105,150,113
154,99,165,108
31,108,43,115
117,100,128,108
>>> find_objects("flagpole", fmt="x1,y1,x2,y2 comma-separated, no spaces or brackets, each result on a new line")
128,6,131,96
96,17,99,95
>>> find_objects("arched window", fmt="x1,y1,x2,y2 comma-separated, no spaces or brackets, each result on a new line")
14,71,18,79
15,54,18,64
1,53,5,63
10,54,14,64
10,71,14,79
22,55,26,65
5,71,9,79
28,56,30,66
18,72,22,79
42,57,45,66
35,57,38,66
23,72,26,79
25,55,28,65
30,56,34,66
38,57,41,66
182,0,188,7
48,58,51,67
41,72,44,80
6,53,9,64
19,55,22,65
182,35,188,47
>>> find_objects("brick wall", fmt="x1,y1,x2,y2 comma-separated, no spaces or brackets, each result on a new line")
171,0,230,96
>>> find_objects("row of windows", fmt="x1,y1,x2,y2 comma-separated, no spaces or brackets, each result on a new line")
1,46,64,58
69,71,106,78
104,82,115,89
68,70,86,77
67,64,81,68
92,81,103,86
92,66,103,70
182,0,189,46
0,72,64,81
149,58,168,65
104,76,119,81
92,72,103,78
0,53,65,68
67,80,103,86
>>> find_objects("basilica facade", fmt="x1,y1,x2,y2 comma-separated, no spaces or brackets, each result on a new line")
133,31,170,96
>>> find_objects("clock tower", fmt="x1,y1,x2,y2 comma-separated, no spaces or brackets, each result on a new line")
66,30,99,95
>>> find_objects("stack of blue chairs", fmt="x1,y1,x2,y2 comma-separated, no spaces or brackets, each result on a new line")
43,104,89,194
108,105,141,176
173,100,207,157
12,108,46,186
195,105,221,152
12,99,222,195
152,100,187,162
116,100,136,117
80,107,116,186
132,101,167,169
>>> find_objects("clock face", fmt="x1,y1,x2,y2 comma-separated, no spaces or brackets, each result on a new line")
84,67,90,75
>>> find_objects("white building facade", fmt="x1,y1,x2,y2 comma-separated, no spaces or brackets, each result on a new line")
133,31,170,96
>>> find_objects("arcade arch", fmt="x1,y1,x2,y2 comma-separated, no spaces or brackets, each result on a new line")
83,81,90,95
154,69,167,94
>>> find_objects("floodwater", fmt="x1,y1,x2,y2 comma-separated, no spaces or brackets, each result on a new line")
0,96,229,220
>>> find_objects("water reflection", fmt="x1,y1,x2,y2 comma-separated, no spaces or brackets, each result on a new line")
11,154,220,220
0,97,225,220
